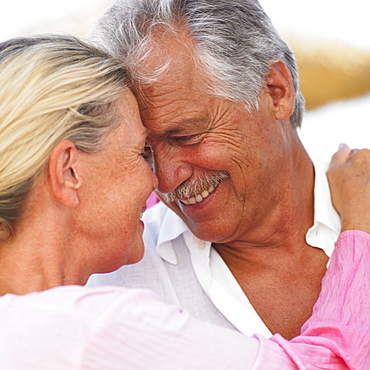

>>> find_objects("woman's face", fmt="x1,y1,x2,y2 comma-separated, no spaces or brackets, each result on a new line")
76,90,158,272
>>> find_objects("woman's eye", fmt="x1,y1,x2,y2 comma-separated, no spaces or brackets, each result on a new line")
140,153,148,160
140,145,154,167
140,145,152,160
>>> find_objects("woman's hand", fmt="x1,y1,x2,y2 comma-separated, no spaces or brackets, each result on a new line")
327,144,370,234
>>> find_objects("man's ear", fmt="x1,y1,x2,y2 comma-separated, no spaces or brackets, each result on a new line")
264,59,295,121
48,140,81,208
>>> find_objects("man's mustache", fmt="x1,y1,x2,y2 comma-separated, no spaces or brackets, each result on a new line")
158,171,229,202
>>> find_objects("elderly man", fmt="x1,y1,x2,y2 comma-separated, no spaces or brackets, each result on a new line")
88,0,340,340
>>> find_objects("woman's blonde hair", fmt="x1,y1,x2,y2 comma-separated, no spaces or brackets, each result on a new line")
0,34,128,239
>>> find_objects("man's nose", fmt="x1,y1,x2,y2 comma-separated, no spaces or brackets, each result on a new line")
153,145,192,195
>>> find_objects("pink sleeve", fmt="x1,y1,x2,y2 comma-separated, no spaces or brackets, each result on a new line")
270,230,370,369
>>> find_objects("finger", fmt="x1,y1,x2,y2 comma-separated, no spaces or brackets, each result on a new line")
329,143,352,167
350,148,370,165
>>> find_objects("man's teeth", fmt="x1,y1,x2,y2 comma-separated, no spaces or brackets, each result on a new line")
181,183,218,205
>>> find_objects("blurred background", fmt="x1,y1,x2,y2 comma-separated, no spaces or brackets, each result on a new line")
1,0,369,161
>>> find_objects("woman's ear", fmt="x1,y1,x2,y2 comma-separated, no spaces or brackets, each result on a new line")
265,59,295,121
48,140,81,208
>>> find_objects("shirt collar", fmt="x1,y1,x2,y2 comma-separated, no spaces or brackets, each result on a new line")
156,205,189,264
154,203,212,265
305,151,341,256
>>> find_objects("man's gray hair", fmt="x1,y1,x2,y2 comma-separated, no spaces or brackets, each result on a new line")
91,0,305,128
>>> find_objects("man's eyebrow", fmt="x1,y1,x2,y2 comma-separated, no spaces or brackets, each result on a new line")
147,119,204,138
165,128,184,136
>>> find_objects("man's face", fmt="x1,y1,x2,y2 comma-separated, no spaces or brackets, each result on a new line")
136,30,293,244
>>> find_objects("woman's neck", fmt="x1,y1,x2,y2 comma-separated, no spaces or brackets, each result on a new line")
0,226,86,296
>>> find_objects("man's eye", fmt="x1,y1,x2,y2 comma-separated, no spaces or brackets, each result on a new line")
173,134,202,144
175,135,193,141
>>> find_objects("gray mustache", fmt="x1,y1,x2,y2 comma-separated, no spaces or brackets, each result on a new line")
158,171,229,202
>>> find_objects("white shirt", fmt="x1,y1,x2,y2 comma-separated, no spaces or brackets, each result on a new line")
87,154,341,337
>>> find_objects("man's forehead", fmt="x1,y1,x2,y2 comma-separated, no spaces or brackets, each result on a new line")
133,25,207,88
147,22,195,55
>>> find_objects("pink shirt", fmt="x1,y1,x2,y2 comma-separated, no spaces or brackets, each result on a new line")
146,192,159,208
0,230,369,369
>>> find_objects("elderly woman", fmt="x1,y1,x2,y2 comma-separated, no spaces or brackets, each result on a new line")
0,35,369,369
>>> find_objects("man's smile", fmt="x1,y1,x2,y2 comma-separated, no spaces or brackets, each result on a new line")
180,181,220,205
